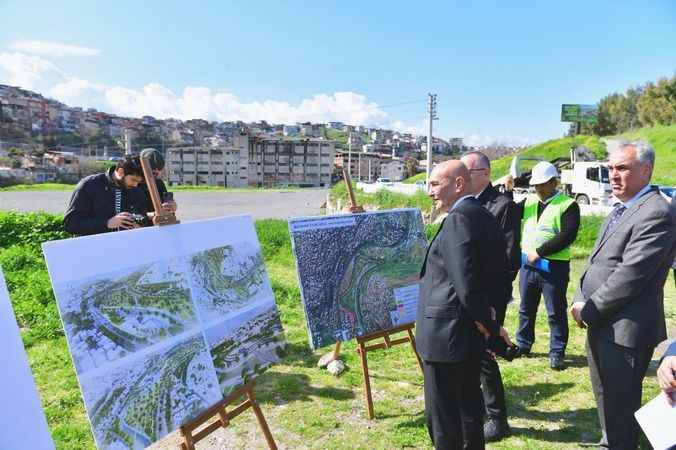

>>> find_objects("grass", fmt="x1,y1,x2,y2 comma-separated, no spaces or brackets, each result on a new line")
617,124,676,186
16,216,674,449
0,183,76,191
330,180,433,212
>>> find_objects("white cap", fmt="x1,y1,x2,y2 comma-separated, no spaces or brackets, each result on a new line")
529,161,559,185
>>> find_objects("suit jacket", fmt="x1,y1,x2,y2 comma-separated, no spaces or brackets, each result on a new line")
576,188,676,349
416,197,505,363
477,183,521,306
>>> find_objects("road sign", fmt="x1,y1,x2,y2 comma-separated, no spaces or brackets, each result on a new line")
561,104,598,124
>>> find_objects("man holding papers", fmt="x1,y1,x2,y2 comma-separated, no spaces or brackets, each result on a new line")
515,162,580,370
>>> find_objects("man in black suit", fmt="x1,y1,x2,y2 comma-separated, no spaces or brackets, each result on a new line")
461,151,521,442
417,160,513,450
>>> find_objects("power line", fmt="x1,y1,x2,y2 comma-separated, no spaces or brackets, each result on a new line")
377,99,426,109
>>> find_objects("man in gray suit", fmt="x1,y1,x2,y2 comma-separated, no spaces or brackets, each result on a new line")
570,140,676,449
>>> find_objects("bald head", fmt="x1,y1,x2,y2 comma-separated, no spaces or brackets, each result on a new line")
428,160,471,211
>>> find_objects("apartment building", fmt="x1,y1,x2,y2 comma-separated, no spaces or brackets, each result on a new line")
167,135,335,188
249,137,335,187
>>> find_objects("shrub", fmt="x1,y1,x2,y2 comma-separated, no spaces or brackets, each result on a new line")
0,211,70,248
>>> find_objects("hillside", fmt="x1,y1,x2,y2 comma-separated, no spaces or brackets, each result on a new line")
404,124,675,186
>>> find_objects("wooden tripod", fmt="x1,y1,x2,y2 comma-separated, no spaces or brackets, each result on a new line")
179,380,277,450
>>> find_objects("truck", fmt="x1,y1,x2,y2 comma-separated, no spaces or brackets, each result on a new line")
497,146,612,206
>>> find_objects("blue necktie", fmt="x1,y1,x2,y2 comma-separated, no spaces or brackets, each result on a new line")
602,204,626,239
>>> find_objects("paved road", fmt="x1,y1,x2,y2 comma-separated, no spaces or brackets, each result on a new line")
0,188,329,221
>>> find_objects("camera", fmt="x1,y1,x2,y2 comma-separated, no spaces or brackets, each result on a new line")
130,213,147,225
487,335,520,362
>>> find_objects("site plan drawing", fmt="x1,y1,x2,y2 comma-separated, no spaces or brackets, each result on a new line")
43,215,286,450
289,208,427,349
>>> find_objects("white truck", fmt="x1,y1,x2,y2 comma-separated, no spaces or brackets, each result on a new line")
498,147,612,206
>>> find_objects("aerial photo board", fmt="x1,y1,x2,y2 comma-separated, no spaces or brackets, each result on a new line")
0,269,55,450
42,215,286,450
289,208,427,349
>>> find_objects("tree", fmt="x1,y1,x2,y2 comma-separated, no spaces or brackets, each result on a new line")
637,76,676,127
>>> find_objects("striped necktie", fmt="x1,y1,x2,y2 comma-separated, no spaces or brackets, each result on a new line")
602,204,626,239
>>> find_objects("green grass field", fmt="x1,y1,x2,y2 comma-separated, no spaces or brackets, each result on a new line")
0,183,299,193
12,217,674,449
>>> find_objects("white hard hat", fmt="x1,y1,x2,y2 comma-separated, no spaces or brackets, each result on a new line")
529,161,559,185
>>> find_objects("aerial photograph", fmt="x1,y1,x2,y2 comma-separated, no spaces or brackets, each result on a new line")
55,259,199,373
81,332,221,450
290,209,427,349
204,301,286,396
187,243,272,324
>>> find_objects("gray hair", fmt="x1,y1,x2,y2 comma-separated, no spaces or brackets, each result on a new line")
461,150,491,169
613,139,655,167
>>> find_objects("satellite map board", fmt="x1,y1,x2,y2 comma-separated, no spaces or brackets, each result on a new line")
42,215,286,450
288,208,427,349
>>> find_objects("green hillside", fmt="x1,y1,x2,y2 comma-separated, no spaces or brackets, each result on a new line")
404,124,676,186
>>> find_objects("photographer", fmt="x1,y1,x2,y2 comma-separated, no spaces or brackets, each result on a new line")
64,155,151,236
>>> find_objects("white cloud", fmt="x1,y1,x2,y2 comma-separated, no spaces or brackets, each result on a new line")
9,40,100,58
0,52,66,90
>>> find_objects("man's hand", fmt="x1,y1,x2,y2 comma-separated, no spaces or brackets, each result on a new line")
474,321,490,340
527,251,540,264
657,355,676,406
107,212,137,230
161,200,177,213
570,302,587,329
499,326,513,347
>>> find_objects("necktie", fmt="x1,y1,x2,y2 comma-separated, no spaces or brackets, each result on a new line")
602,204,626,239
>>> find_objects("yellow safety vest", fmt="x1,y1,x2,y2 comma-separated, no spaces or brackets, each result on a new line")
521,192,575,261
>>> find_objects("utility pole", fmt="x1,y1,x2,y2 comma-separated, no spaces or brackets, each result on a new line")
426,93,438,184
347,131,352,179
124,129,132,155
358,151,361,181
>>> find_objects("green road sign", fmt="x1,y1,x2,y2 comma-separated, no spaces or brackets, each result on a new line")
561,104,598,124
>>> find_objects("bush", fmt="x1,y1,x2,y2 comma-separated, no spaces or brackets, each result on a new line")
0,211,70,248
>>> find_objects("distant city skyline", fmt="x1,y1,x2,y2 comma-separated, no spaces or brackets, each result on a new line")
1,1,674,146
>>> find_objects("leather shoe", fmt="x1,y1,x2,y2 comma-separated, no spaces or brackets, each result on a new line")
550,356,566,371
484,418,511,442
515,346,531,358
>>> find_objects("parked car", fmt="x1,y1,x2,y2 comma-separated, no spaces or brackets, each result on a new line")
376,177,393,186
657,185,675,202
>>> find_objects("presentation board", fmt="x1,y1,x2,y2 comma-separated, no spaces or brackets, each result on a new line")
0,268,55,450
42,215,286,450
289,209,427,349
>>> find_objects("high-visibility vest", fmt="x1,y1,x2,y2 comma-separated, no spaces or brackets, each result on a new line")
521,192,575,261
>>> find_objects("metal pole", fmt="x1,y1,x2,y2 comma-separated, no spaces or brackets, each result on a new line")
347,131,352,179
426,94,437,184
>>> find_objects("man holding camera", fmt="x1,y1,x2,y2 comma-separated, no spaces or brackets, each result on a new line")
64,155,151,236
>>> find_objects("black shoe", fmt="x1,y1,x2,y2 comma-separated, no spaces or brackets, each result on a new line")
515,346,531,358
550,356,566,371
484,418,511,442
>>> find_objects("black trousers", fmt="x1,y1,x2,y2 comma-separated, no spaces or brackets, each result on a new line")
423,354,485,450
586,334,653,450
480,302,507,420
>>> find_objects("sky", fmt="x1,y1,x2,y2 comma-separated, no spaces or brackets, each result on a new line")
0,1,674,146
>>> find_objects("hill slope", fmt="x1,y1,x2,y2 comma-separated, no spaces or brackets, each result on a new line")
405,124,675,185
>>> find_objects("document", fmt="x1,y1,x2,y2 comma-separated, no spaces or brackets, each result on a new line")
634,392,676,450
521,252,550,272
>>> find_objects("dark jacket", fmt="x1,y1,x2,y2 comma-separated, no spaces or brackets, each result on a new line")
64,167,150,236
416,197,505,363
477,183,521,285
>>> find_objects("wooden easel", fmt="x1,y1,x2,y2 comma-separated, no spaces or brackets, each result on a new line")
327,168,423,419
140,154,179,226
179,380,277,450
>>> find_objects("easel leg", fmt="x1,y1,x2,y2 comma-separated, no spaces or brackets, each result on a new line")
179,426,195,450
406,327,424,372
332,341,342,360
247,387,278,450
357,340,375,419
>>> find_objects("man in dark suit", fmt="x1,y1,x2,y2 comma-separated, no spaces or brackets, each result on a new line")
417,160,513,450
461,151,521,442
570,140,676,449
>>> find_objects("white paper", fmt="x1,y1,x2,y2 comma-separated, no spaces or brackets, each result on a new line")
0,269,55,450
635,392,676,450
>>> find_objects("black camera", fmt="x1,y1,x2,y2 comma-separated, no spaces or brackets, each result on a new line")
487,335,520,362
162,191,174,202
130,213,147,225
